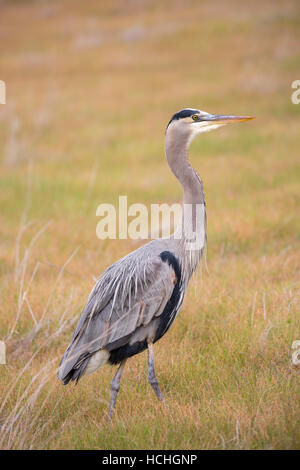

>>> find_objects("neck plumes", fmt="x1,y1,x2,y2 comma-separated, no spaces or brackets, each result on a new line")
165,125,206,280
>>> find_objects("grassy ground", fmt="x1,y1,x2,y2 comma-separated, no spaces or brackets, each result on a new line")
0,0,299,449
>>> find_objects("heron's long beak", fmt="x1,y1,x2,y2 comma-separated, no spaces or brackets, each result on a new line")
204,114,254,124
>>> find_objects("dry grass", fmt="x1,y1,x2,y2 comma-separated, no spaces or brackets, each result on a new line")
0,0,299,449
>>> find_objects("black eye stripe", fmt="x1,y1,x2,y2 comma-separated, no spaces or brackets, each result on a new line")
167,108,201,128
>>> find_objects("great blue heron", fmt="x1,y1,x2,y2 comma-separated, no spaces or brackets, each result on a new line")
58,108,253,418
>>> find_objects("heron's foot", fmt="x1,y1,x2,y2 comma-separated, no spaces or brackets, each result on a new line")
149,378,165,402
108,384,119,420
147,342,165,403
108,359,126,420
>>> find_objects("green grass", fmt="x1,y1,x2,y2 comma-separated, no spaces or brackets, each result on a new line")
0,0,299,449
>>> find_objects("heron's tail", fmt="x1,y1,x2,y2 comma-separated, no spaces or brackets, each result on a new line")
58,346,110,385
59,364,87,385
58,349,91,385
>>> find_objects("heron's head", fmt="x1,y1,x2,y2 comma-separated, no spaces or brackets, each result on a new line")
166,108,254,145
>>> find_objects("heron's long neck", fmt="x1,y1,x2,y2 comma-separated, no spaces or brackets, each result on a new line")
165,132,205,205
165,129,206,278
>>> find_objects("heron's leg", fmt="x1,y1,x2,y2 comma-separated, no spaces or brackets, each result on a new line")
108,359,126,419
147,343,164,402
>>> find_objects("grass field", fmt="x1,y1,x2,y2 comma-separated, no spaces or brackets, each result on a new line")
0,0,299,449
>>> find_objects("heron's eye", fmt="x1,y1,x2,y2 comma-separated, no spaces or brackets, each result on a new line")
192,114,199,121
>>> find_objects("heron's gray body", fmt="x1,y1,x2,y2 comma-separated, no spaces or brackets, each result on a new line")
58,234,203,384
58,107,252,417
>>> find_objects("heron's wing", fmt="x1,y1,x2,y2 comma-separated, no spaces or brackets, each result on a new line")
97,258,177,351
58,252,177,378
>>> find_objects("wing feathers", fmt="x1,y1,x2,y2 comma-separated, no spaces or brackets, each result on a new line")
58,251,177,381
